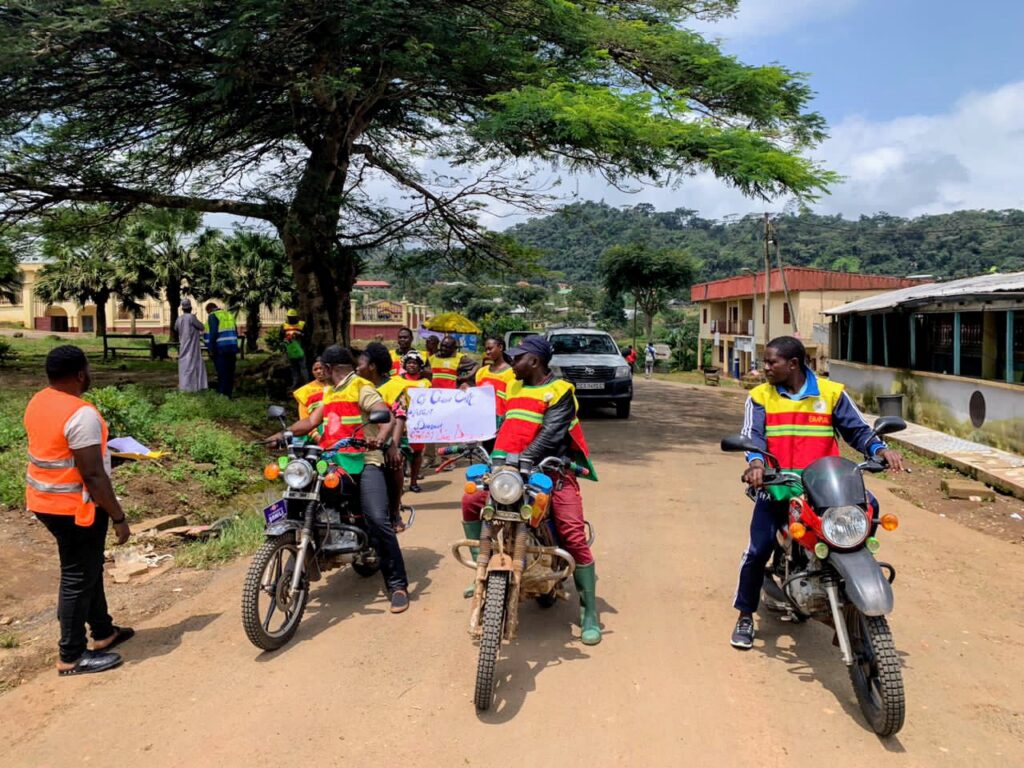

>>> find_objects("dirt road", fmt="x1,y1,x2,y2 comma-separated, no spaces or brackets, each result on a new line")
2,381,1023,767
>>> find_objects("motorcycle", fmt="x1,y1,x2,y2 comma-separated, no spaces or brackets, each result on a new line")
448,443,593,710
720,415,908,736
241,405,413,651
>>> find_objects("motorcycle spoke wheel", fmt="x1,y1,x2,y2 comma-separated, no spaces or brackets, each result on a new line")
242,536,309,651
474,571,509,711
844,605,905,736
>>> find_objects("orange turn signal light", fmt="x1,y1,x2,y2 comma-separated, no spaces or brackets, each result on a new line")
464,482,478,495
323,471,341,489
533,492,550,512
789,522,807,539
264,463,281,481
880,513,899,531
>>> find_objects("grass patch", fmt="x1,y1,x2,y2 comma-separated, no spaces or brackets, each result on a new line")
0,631,20,649
0,393,28,510
174,508,266,568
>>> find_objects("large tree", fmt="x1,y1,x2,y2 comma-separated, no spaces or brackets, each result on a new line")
601,242,695,339
0,1,835,347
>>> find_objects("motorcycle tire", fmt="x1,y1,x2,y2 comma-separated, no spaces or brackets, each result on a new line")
241,535,309,651
474,571,509,711
844,605,905,736
351,560,380,578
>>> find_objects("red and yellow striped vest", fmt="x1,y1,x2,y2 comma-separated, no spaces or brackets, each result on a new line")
428,354,459,389
475,365,516,417
320,374,372,450
494,377,596,480
749,377,846,474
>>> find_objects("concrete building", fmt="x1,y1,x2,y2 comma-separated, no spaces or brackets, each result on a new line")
0,263,430,340
691,267,922,377
825,272,1024,454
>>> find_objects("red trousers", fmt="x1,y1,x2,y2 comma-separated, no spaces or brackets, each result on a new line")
461,473,594,566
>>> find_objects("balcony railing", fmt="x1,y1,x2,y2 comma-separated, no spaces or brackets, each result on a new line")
710,320,754,336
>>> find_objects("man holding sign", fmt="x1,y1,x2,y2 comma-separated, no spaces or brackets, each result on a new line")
460,336,603,646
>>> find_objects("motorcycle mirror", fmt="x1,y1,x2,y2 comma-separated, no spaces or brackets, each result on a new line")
721,434,761,454
368,409,392,424
267,405,286,420
872,415,907,437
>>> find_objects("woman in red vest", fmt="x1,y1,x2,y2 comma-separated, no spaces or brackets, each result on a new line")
25,346,134,675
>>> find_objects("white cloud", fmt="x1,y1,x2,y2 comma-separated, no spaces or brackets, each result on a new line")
690,0,861,41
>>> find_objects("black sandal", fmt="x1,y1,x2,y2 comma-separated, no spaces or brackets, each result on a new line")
94,625,135,652
409,483,423,493
58,650,123,677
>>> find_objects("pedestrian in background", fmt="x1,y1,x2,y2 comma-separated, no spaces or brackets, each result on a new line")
281,309,307,390
25,346,134,676
644,341,656,378
174,298,207,392
205,301,238,397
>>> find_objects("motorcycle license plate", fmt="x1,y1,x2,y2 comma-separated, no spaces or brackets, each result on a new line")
263,500,287,525
575,382,604,390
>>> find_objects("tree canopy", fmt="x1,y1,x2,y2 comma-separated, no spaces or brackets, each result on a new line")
0,0,834,348
601,241,696,338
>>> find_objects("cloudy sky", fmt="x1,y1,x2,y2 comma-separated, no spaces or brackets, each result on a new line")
485,0,1024,226
213,1,1024,233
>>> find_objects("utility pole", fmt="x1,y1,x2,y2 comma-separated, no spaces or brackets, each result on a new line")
775,228,798,336
763,213,772,347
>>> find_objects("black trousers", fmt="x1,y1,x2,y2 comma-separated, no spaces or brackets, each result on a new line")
36,509,114,663
212,351,237,397
288,355,307,390
360,465,408,593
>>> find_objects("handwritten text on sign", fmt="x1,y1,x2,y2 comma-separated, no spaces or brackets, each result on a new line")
406,386,496,443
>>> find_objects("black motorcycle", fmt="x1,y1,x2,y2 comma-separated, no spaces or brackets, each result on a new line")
241,405,411,650
721,415,908,736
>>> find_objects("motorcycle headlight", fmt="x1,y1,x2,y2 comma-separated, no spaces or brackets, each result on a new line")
821,505,869,548
489,469,524,505
283,460,315,490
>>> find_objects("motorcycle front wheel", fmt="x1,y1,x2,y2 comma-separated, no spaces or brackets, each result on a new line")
474,571,509,711
241,535,309,651
844,605,905,736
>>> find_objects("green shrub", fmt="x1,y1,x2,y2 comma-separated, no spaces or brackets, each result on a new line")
262,325,286,354
155,390,266,430
84,385,158,441
0,337,16,365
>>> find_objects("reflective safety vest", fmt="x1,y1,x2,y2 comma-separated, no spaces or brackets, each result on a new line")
749,376,846,500
24,388,109,526
320,373,372,451
475,365,516,417
282,321,305,360
428,355,459,389
293,380,327,421
205,309,238,351
494,377,596,480
377,375,411,407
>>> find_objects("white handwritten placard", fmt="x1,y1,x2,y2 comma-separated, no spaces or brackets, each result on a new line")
406,386,497,443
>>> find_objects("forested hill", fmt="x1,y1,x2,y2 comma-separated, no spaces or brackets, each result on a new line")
504,202,1024,284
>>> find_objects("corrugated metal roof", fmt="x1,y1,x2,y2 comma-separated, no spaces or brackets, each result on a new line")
690,267,923,302
825,272,1024,315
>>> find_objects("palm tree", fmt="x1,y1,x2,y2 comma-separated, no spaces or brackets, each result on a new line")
0,240,22,304
121,209,204,340
193,230,291,352
35,236,153,338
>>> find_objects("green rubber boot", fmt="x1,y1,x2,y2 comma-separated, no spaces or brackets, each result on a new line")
573,563,602,645
462,521,482,599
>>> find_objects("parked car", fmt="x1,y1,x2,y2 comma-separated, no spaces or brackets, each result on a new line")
545,328,633,418
503,330,539,349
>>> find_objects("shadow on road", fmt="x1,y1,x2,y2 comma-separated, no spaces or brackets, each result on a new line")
477,595,619,724
127,612,222,665
253,546,443,662
754,616,908,751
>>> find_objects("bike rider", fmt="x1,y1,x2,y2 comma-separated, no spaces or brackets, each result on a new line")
461,336,602,645
265,345,411,614
732,336,904,649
